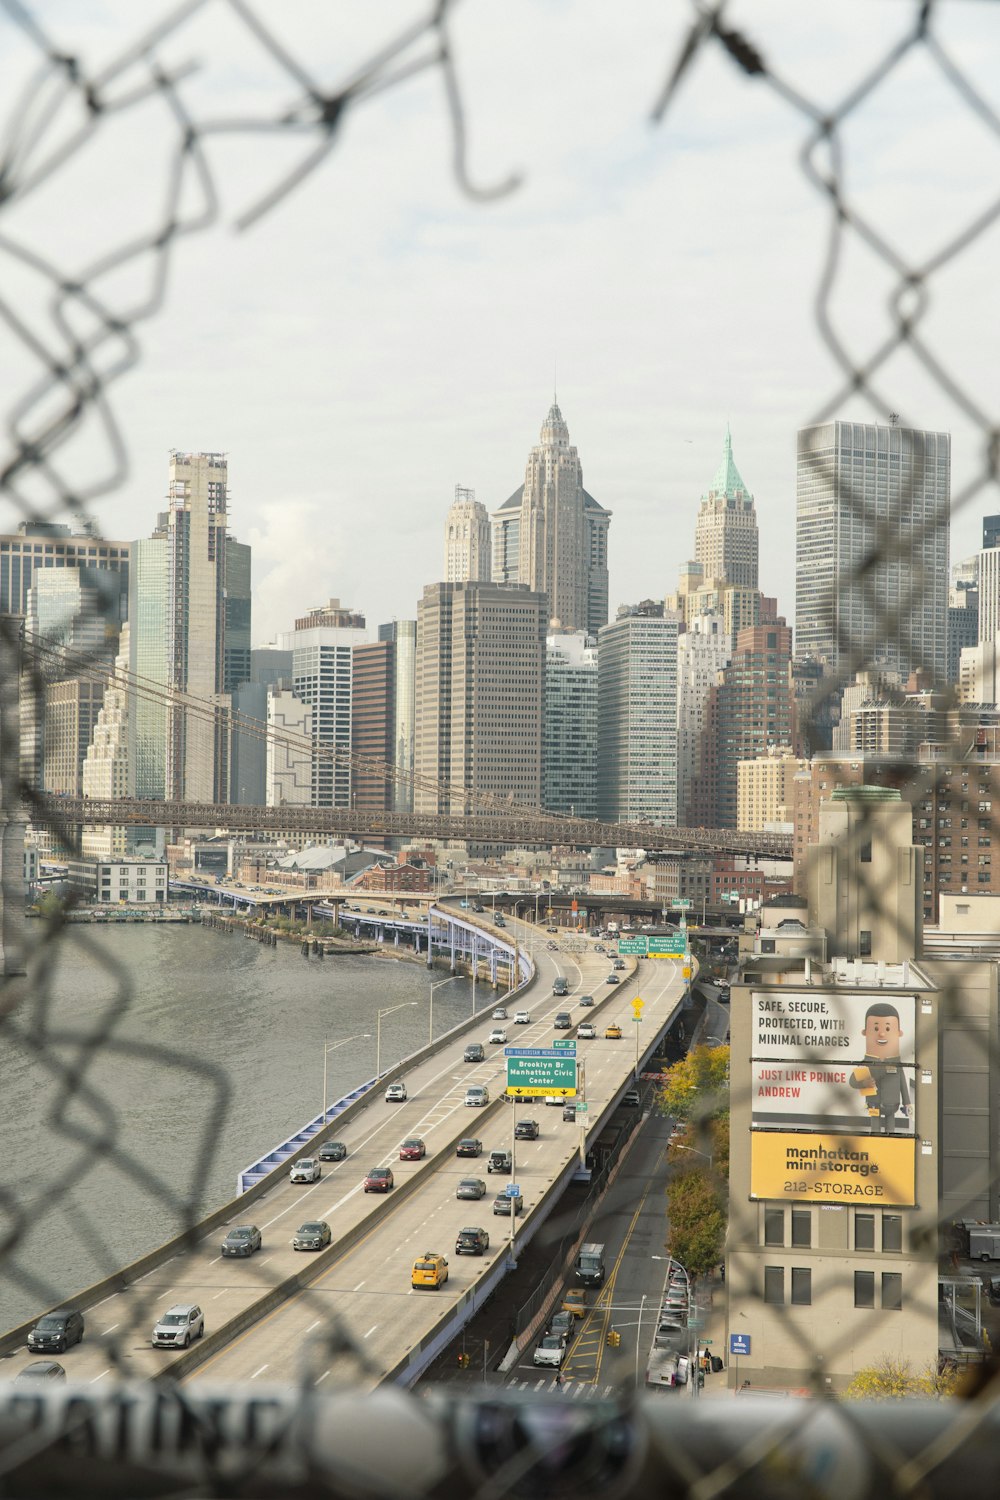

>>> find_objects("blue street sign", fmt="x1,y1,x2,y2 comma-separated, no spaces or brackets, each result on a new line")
506,1183,520,1197
730,1333,751,1357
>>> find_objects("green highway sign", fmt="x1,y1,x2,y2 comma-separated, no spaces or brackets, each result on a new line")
648,934,686,957
618,935,647,955
506,1053,577,1097
551,1039,577,1052
671,900,692,910
576,1102,589,1113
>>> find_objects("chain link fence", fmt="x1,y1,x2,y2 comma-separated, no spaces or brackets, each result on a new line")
3,1,1000,1495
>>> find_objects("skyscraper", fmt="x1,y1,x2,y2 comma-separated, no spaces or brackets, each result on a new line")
491,402,610,632
694,427,758,588
543,631,598,818
378,620,417,814
414,582,545,817
82,624,131,860
279,600,368,807
676,612,731,827
0,522,130,620
444,486,491,583
795,421,950,683
128,451,248,804
597,602,679,827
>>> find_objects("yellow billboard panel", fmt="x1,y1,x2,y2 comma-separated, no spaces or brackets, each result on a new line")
750,1132,915,1206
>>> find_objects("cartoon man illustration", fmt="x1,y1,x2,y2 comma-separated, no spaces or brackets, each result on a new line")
849,1002,911,1136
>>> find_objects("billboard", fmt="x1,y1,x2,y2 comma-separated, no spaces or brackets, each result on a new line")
750,1132,915,1206
750,1061,916,1136
751,990,915,1138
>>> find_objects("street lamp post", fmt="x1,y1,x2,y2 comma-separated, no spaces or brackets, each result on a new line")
429,974,460,1045
375,1001,418,1081
671,1144,713,1170
323,1033,371,1126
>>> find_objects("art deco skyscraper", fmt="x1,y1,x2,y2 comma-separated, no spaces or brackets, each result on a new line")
694,427,758,588
491,402,610,632
795,420,950,683
444,486,491,583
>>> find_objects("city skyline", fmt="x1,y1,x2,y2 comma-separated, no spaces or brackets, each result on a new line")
0,5,993,644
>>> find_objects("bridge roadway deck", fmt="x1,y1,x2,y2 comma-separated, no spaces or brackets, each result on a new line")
7,925,684,1388
187,930,686,1390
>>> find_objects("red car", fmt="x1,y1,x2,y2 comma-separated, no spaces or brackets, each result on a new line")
399,1138,426,1161
363,1167,394,1193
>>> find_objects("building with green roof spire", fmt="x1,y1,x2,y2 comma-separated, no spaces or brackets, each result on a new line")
694,426,759,590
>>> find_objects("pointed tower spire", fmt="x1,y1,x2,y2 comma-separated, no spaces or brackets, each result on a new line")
707,425,752,502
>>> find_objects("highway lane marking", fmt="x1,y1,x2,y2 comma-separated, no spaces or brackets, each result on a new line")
306,1320,321,1333
210,1290,229,1299
186,962,684,1376
315,1369,331,1384
353,1281,366,1291
251,1364,269,1379
90,1370,111,1383
363,1324,379,1339
101,1324,119,1336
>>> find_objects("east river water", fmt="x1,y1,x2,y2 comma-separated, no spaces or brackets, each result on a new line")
2,922,476,1332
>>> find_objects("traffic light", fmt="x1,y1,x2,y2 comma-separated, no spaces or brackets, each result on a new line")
457,1352,471,1369
606,1329,621,1348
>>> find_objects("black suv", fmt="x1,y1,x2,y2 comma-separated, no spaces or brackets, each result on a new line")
553,1012,572,1030
514,1119,539,1140
455,1227,490,1256
222,1225,262,1258
27,1309,84,1354
464,1043,486,1063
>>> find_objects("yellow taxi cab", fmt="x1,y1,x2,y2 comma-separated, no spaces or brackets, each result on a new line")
562,1287,587,1319
411,1252,449,1290
605,1024,623,1040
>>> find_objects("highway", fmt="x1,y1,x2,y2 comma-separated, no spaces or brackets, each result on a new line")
5,921,686,1389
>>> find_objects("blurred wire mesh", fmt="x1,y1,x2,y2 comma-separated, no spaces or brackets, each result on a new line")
2,0,1000,1495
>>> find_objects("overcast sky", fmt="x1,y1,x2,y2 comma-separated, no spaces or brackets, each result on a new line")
0,1,996,643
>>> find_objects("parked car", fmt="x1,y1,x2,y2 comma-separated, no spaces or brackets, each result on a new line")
385,1082,408,1103
221,1225,262,1258
290,1158,322,1184
492,1007,508,1020
364,1166,394,1193
465,1085,490,1107
318,1140,347,1162
493,1191,524,1216
533,1334,566,1368
514,1010,531,1025
292,1220,332,1251
464,1043,486,1063
579,994,595,1007
26,1310,84,1355
578,1022,597,1039
151,1304,204,1349
14,1362,66,1382
488,1028,507,1045
605,1024,623,1039
412,1252,449,1290
455,1226,490,1256
487,1149,512,1174
457,1177,488,1200
399,1138,426,1160
514,1118,539,1140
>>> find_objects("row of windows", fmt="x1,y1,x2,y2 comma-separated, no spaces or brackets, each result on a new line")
764,1267,902,1309
764,1208,902,1252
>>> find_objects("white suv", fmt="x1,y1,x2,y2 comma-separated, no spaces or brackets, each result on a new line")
290,1158,322,1184
151,1304,204,1349
514,1010,531,1025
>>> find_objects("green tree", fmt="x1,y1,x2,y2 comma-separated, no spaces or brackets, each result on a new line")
666,1167,725,1277
656,1044,730,1122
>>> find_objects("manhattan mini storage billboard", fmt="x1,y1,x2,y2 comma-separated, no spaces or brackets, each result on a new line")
751,990,916,1138
750,1132,916,1206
